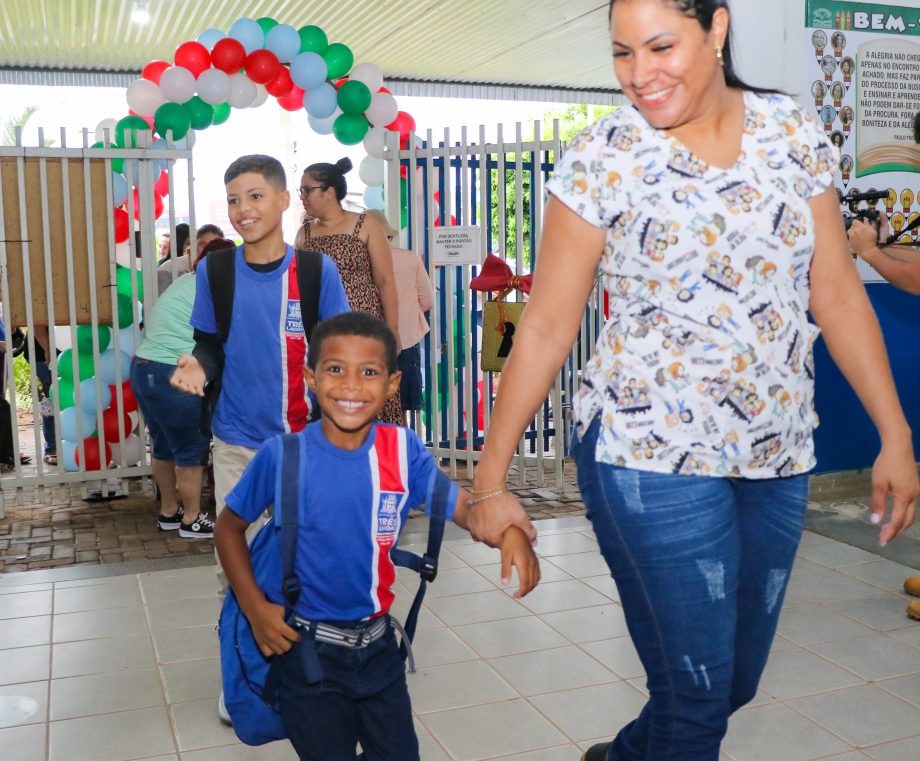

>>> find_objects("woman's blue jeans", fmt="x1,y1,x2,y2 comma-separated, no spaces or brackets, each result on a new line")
572,418,809,761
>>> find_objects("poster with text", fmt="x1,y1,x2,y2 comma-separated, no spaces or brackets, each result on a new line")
805,0,920,281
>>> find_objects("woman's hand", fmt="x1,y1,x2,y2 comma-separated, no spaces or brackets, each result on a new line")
170,355,206,396
467,491,537,548
869,435,918,547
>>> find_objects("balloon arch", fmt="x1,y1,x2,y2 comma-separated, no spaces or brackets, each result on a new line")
61,17,418,472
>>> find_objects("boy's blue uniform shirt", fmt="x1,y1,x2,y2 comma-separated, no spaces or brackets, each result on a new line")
226,421,457,622
190,244,350,449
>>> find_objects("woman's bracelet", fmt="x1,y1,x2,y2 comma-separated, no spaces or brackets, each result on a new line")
468,487,508,506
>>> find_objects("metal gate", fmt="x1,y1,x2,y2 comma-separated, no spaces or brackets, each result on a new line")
0,126,193,509
384,122,604,491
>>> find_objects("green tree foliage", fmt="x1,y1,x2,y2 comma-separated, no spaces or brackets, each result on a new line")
1,106,54,147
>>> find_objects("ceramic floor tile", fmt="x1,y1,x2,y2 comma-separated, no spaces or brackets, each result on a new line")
443,540,503,567
876,674,920,708
0,646,50,685
52,607,148,643
151,625,218,664
517,580,612,615
864,735,920,760
52,633,156,678
0,583,53,595
721,702,850,761
784,567,884,606
534,532,598,557
886,624,920,650
407,659,517,713
397,545,467,572
421,699,568,760
139,567,219,604
823,594,915,632
50,667,163,720
414,717,451,761
0,590,53,619
0,680,48,728
790,684,920,747
169,698,241,752
53,577,142,614
476,559,573,586
540,604,628,644
798,530,836,548
488,749,582,761
757,647,862,700
0,723,45,761
49,706,175,761
529,681,647,742
145,596,221,632
181,742,298,760
580,637,645,680
809,633,920,681
488,645,617,696
424,589,530,626
776,605,874,645
580,574,620,602
160,657,220,704
543,552,610,579
424,566,496,598
453,616,570,658
798,542,883,568
0,616,50,649
408,626,478,668
839,560,920,593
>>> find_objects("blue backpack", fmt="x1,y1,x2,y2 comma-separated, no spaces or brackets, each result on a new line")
218,433,452,746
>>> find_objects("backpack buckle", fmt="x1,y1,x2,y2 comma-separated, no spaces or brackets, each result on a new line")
420,555,438,582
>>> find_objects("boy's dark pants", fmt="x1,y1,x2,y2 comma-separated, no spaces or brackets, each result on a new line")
277,623,419,761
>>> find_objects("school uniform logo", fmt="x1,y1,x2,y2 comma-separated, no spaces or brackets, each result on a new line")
285,299,304,336
376,493,400,542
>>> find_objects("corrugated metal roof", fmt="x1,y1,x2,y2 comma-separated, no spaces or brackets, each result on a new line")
0,0,620,97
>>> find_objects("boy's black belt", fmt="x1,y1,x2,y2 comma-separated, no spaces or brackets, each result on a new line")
294,615,389,649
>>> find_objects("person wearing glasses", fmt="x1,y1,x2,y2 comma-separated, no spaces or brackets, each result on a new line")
295,158,403,425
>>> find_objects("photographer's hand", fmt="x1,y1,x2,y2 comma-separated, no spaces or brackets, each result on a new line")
848,218,883,264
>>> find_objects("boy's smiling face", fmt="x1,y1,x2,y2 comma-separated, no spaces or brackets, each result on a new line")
225,171,290,246
305,335,401,450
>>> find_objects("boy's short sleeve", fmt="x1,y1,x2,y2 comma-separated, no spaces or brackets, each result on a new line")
406,430,457,522
318,255,352,320
225,438,279,523
189,258,218,333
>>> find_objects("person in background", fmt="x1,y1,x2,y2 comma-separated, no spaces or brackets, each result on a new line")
158,224,225,296
366,209,434,424
469,1,918,759
157,232,171,264
294,158,403,425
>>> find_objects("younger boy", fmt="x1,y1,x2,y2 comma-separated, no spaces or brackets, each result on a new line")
215,312,539,761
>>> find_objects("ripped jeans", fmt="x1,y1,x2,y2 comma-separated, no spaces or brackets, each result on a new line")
572,418,808,761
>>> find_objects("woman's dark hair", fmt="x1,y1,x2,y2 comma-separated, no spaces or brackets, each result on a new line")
305,157,353,202
608,0,780,95
308,312,398,374
165,223,190,261
193,237,235,270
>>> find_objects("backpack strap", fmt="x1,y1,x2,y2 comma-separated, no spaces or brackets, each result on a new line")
206,248,237,343
278,433,303,616
294,249,324,342
390,468,452,662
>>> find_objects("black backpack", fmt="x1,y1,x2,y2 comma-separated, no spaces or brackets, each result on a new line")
201,248,325,433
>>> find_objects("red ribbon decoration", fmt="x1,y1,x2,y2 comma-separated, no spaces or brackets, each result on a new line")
470,254,532,335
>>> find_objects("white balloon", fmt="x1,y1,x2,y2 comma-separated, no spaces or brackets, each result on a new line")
110,432,143,466
53,326,74,351
358,155,385,187
250,84,269,108
365,92,398,128
363,127,387,159
158,66,197,103
349,63,383,94
127,410,140,430
125,79,165,116
308,110,339,136
94,117,118,144
196,68,231,105
228,73,257,108
114,240,139,268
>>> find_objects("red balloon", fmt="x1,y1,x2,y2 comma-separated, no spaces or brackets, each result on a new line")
102,408,133,442
244,49,281,85
74,437,111,471
129,110,156,130
132,188,165,220
174,41,211,78
113,208,129,243
277,85,305,111
108,381,139,412
433,215,458,227
385,111,417,140
378,86,392,94
333,77,349,89
141,60,170,84
433,190,441,205
153,169,170,196
265,66,293,97
210,38,246,74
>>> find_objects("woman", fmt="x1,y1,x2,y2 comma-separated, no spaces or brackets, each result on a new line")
131,237,233,539
295,158,403,425
469,1,918,759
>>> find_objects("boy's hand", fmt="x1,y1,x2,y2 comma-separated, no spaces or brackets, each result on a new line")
500,525,540,598
171,355,206,396
248,599,301,657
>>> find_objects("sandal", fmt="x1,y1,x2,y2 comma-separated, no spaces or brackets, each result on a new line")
43,453,57,466
19,453,32,465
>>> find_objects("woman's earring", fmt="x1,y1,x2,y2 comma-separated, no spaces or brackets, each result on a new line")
716,48,724,66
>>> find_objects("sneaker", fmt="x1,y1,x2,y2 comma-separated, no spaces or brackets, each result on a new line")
180,514,214,539
218,691,232,726
908,599,920,621
581,742,611,761
156,505,184,531
904,577,920,597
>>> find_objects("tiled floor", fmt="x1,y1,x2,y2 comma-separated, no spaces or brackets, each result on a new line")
1,516,920,761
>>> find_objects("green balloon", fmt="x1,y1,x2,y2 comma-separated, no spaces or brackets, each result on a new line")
115,265,144,302
76,324,111,355
89,141,124,173
332,113,369,145
154,102,190,141
114,115,150,149
257,17,278,34
52,378,75,409
211,102,231,126
57,348,95,384
116,291,136,328
183,96,214,130
323,42,354,80
298,25,328,54
337,80,371,115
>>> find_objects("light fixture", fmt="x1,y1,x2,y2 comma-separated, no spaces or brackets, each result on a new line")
131,0,150,25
